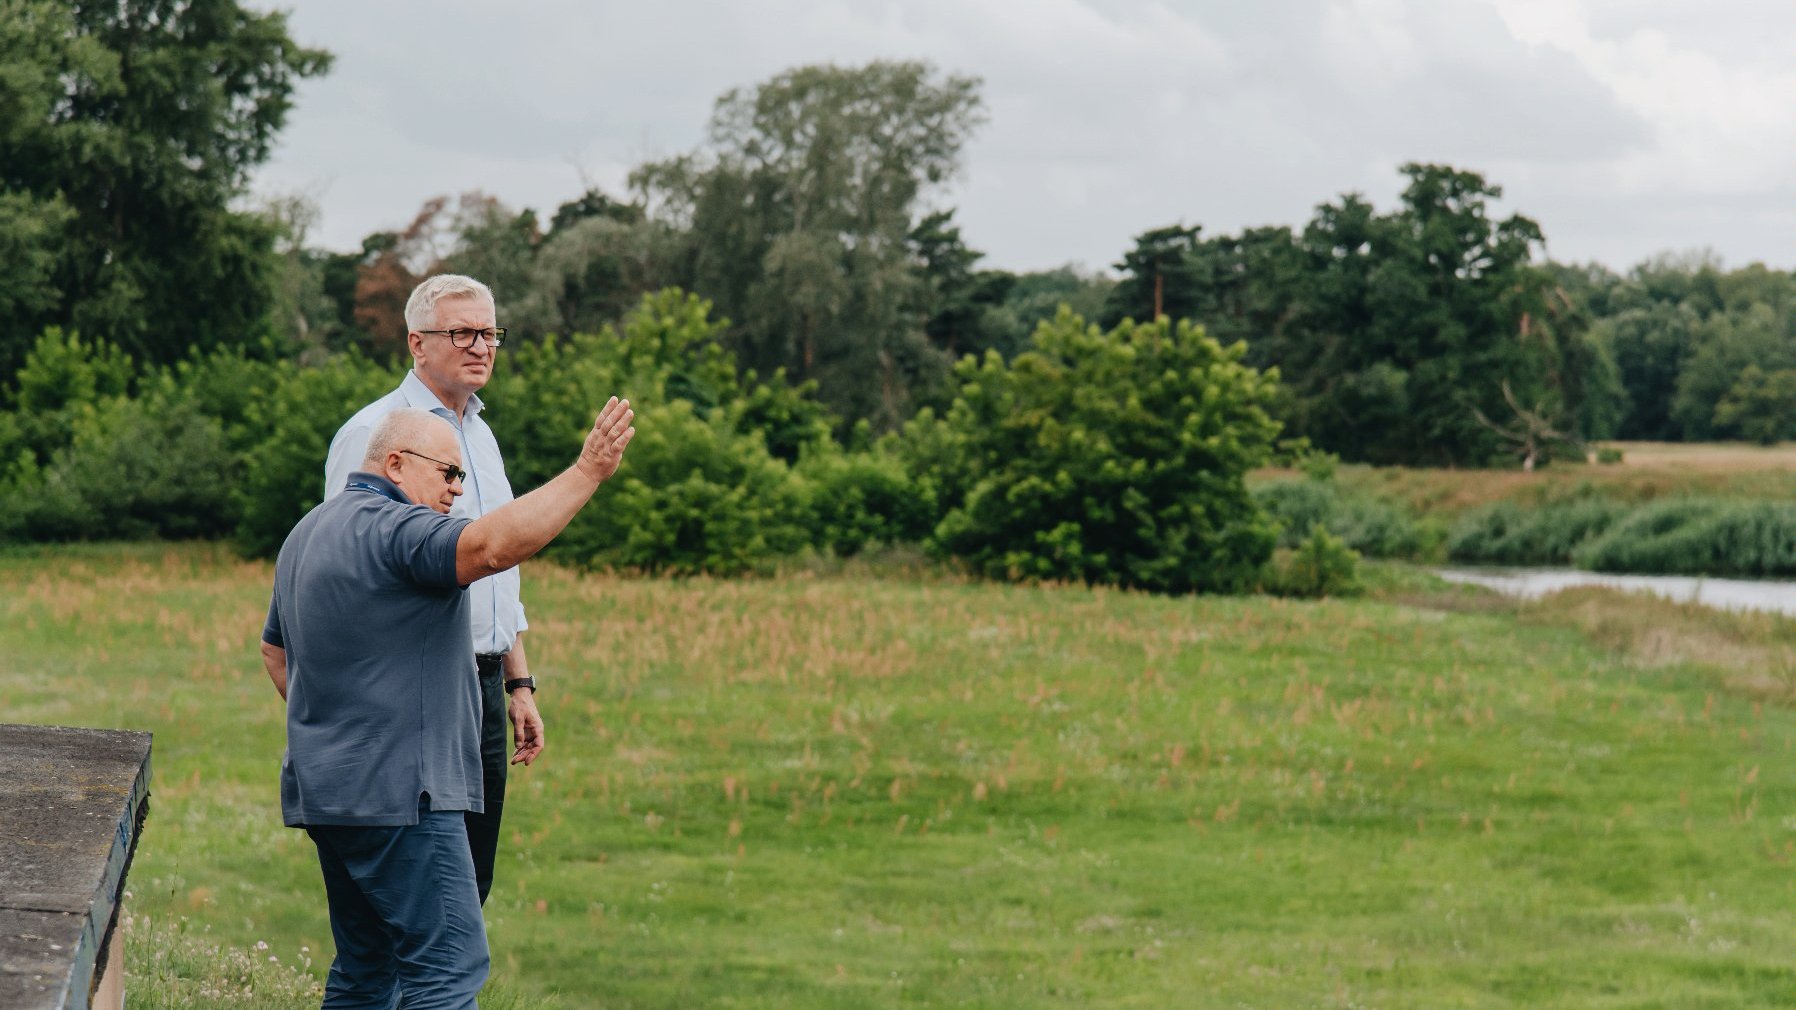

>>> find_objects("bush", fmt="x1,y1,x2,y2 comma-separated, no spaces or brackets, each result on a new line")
489,291,821,575
235,354,397,555
796,446,936,557
552,398,812,575
3,387,239,541
1262,525,1364,598
921,310,1283,594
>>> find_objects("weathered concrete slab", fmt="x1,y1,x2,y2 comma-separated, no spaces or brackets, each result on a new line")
0,725,151,1010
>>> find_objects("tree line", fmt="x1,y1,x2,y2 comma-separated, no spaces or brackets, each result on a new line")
2,1,1790,591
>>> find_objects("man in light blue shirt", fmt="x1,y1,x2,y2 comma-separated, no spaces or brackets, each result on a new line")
324,274,537,905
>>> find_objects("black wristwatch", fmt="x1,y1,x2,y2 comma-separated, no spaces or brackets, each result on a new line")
503,677,536,694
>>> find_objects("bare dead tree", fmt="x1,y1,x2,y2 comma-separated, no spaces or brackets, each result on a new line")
1471,381,1583,471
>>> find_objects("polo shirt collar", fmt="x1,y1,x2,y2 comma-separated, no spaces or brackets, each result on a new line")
401,369,485,420
343,471,411,505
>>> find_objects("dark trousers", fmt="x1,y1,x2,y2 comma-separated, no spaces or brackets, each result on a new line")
467,654,508,905
308,806,488,1009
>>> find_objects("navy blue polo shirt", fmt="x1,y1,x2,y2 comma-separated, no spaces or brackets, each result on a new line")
263,471,480,827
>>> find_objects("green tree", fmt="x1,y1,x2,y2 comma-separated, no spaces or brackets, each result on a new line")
908,209,1014,364
1673,304,1796,439
1102,224,1204,325
1278,164,1608,465
510,190,684,341
634,61,985,431
1713,365,1796,445
0,0,330,375
920,309,1283,594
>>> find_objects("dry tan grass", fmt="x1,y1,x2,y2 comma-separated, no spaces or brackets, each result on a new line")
1597,441,1796,471
1510,587,1796,705
1307,440,1796,516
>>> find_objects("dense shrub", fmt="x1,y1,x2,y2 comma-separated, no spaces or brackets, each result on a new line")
554,398,812,574
13,389,239,540
1572,499,1796,577
0,331,247,542
1447,499,1627,566
920,310,1283,593
1262,525,1364,598
235,354,396,555
796,446,936,557
488,291,820,574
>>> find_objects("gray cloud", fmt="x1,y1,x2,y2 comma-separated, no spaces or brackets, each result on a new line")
254,0,1790,274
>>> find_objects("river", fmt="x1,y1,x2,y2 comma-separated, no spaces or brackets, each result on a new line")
1433,568,1796,618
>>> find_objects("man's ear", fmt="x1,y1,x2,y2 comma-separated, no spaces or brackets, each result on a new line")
406,332,426,360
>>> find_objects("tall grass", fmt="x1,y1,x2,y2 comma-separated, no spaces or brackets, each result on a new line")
7,544,1796,1007
1575,499,1796,576
1446,499,1627,566
1449,497,1796,577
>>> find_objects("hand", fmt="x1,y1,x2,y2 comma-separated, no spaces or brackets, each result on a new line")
577,397,636,484
508,688,544,766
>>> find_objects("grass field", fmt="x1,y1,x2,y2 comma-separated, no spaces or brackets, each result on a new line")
5,543,1796,1008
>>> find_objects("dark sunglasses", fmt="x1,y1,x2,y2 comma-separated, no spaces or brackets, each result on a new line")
400,449,467,484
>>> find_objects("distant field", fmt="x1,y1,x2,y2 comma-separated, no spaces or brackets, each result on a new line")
1598,441,1796,472
1313,441,1796,517
5,544,1796,1008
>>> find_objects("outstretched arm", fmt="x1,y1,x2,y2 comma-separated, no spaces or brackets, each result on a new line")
455,397,635,586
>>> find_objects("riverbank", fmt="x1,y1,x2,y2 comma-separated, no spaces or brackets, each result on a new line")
5,544,1795,1007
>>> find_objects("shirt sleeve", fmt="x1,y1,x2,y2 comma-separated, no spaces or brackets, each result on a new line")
323,422,374,500
261,591,284,647
516,600,528,632
386,508,473,589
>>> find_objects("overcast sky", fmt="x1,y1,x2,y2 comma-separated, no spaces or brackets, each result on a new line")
253,0,1795,276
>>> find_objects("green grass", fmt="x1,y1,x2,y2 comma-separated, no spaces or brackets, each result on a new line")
5,543,1796,1007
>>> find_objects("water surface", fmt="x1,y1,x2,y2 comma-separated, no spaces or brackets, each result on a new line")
1434,568,1796,618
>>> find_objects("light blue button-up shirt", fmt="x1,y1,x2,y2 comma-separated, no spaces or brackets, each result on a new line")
324,370,526,655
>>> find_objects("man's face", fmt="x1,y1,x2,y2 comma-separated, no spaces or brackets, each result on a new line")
411,295,498,400
390,425,465,514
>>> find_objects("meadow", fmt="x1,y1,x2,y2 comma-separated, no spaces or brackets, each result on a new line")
5,543,1796,1008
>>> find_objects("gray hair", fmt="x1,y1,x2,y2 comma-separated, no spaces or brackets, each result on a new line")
362,408,451,469
403,274,495,332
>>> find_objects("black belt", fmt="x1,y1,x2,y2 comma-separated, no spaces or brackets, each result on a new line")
475,652,508,671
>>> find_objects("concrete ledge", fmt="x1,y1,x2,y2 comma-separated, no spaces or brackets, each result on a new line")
0,725,152,1010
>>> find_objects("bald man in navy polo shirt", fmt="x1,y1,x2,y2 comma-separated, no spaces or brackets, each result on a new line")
262,398,633,1009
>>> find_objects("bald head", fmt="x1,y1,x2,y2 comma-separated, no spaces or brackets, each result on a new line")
364,408,464,513
364,409,451,469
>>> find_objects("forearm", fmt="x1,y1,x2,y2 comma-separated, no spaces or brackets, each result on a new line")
261,641,288,700
456,464,601,584
457,397,633,585
503,633,531,684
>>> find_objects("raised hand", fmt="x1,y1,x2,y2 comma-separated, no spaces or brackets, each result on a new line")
577,396,636,483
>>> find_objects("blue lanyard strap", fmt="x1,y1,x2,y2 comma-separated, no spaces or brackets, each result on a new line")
347,481,407,504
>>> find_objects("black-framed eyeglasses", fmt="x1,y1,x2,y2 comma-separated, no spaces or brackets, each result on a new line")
416,327,506,348
400,449,467,484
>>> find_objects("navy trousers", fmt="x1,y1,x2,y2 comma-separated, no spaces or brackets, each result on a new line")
308,806,488,1009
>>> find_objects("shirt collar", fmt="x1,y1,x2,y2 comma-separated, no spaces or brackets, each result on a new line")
343,470,412,505
401,369,485,420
